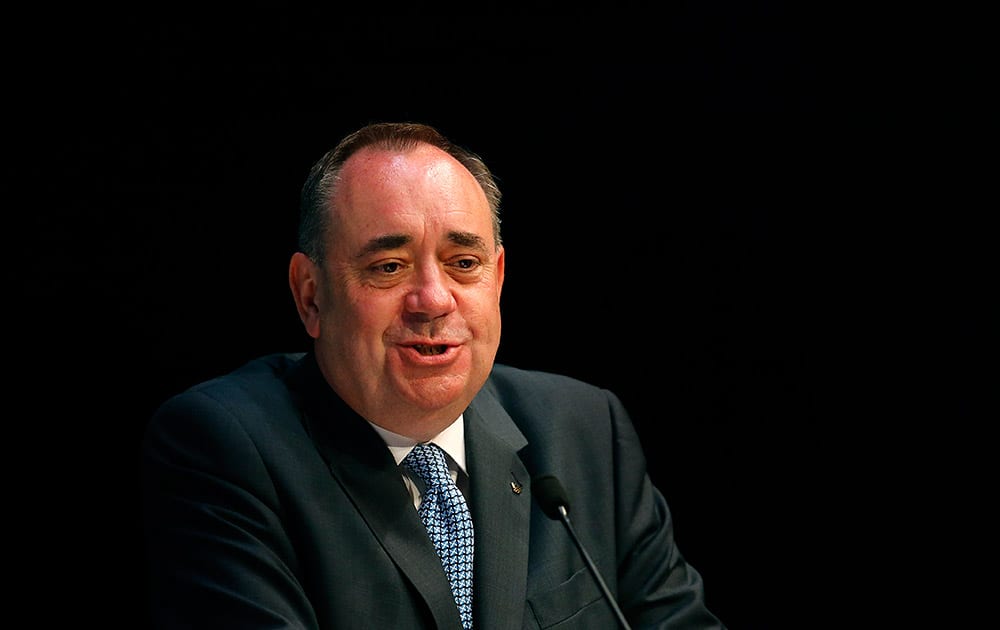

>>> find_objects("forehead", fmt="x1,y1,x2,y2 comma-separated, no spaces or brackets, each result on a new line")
338,144,477,195
330,145,492,246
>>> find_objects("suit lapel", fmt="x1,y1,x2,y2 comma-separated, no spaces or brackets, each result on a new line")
288,354,464,630
465,389,532,630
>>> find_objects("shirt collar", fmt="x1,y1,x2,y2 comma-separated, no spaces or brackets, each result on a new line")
368,414,467,475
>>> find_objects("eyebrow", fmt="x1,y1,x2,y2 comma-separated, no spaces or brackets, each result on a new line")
355,231,489,259
356,234,411,259
447,231,489,252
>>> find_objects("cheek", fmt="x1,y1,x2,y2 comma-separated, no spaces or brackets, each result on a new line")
323,303,387,371
336,290,401,339
467,295,503,339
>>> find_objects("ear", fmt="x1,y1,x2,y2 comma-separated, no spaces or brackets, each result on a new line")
495,245,505,300
289,252,322,339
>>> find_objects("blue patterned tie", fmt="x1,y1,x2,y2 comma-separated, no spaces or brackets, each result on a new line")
402,443,475,629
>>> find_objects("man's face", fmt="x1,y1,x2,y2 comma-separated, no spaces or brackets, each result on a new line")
310,144,504,437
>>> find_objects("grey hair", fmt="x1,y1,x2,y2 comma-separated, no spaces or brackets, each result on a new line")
298,122,502,263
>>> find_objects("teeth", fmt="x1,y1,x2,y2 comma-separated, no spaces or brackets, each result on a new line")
414,344,446,356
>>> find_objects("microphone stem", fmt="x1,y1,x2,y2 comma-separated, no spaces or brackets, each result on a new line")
557,506,634,630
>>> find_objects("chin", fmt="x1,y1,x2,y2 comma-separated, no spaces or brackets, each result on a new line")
401,374,474,412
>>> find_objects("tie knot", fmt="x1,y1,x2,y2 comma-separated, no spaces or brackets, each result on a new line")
402,443,453,489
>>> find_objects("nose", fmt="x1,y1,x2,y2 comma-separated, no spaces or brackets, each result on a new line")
404,264,456,321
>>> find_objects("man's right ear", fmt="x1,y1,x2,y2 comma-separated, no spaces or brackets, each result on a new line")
288,252,322,339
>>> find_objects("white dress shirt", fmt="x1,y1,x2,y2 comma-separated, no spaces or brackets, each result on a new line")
368,414,469,509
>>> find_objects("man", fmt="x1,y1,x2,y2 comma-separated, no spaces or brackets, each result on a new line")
141,121,724,628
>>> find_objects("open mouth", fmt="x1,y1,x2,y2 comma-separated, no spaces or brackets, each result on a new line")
412,344,448,356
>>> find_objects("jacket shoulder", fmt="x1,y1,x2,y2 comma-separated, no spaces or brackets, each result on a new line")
487,363,608,395
148,352,306,426
181,351,302,396
484,363,619,419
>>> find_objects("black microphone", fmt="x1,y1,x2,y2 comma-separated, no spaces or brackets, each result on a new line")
532,474,633,630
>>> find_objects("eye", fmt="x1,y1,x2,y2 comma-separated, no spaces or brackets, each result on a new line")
451,258,480,271
373,261,404,274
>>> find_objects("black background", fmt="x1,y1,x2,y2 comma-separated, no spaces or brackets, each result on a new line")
11,3,987,628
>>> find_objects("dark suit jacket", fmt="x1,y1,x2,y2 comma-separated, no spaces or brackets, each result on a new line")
141,352,723,629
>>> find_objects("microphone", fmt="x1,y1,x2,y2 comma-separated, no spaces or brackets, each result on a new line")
532,474,634,630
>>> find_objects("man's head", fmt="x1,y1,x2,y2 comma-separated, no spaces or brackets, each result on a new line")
289,122,505,440
297,122,503,264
